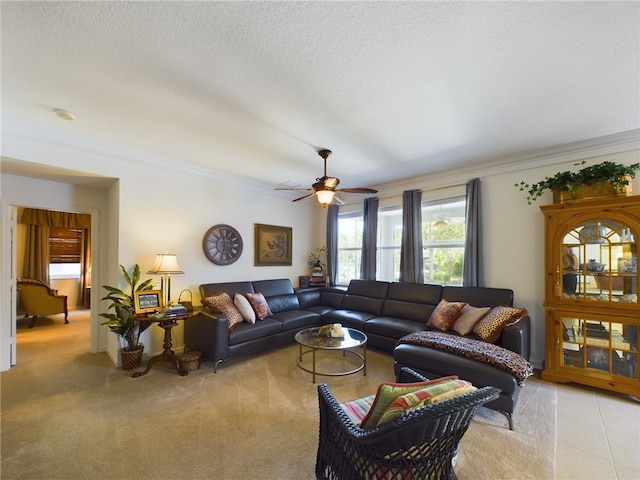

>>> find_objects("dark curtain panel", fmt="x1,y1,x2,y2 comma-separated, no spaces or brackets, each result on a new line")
463,178,482,287
22,224,51,284
326,204,339,287
360,197,379,280
399,189,424,283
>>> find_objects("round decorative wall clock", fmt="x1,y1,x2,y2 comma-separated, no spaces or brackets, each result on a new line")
203,224,243,265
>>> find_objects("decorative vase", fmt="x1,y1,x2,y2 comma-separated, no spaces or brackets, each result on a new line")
552,176,633,204
120,345,144,370
312,261,323,273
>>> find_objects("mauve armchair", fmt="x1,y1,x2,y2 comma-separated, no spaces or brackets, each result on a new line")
17,278,69,328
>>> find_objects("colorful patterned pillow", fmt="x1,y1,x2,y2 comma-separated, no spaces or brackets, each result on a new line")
359,376,458,429
427,299,466,332
377,379,476,425
340,395,375,425
202,292,243,330
452,305,491,336
246,292,273,320
473,305,528,343
234,294,256,324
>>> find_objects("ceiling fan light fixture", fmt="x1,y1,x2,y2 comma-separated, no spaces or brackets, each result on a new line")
316,190,335,206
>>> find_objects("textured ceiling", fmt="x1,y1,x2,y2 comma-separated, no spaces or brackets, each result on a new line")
2,1,639,197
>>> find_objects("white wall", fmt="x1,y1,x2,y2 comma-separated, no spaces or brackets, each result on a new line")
1,131,639,370
0,135,325,369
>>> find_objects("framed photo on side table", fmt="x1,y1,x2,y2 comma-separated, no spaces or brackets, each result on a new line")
254,223,292,266
134,290,163,313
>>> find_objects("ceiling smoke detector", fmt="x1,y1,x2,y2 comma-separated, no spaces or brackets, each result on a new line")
53,108,75,121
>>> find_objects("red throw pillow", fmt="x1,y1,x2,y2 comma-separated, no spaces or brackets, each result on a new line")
246,292,273,320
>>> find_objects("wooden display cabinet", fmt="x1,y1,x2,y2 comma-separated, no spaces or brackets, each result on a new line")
540,195,639,397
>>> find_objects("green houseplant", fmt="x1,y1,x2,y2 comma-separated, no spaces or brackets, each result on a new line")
100,264,155,368
515,160,639,204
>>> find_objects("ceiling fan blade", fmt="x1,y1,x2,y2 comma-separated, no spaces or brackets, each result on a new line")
275,187,314,191
333,194,346,206
337,187,378,194
292,191,317,202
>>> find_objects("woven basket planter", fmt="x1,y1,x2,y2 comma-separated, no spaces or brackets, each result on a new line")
120,345,144,370
553,176,633,203
180,351,201,372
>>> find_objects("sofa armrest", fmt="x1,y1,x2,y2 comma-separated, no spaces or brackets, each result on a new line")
498,315,531,360
184,308,229,365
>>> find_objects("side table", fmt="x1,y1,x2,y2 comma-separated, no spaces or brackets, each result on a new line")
132,312,196,378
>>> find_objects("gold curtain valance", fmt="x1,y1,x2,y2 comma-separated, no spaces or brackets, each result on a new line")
20,208,91,229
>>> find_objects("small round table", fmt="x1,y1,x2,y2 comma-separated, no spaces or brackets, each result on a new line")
295,327,367,383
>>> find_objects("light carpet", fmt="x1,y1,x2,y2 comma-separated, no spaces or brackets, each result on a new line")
1,312,556,479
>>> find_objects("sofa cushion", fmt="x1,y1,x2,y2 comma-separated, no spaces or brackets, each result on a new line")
246,292,273,320
342,295,384,315
386,282,443,305
252,278,295,297
363,316,426,340
442,286,513,308
272,309,320,331
320,289,345,309
202,292,244,330
452,305,490,336
228,318,282,345
377,378,476,425
473,306,528,343
381,299,435,322
200,281,254,299
267,293,301,313
427,299,466,331
359,376,458,429
346,279,390,298
234,294,256,323
323,310,378,330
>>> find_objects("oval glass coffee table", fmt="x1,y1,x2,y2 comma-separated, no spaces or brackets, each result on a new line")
295,327,367,383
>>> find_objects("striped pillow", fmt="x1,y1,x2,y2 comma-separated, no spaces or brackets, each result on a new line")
359,376,459,429
377,379,477,425
340,395,375,424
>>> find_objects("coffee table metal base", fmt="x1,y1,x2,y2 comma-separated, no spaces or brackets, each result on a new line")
296,345,366,383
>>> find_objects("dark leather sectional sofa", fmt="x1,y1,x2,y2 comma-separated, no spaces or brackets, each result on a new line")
184,278,531,429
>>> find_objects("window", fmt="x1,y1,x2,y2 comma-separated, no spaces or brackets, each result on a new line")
421,198,466,285
336,213,363,285
377,207,402,282
49,227,82,279
336,196,466,286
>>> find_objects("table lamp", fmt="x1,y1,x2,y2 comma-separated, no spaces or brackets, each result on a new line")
147,252,184,307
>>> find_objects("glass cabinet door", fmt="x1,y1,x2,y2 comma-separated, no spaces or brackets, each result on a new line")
560,316,638,379
560,219,637,303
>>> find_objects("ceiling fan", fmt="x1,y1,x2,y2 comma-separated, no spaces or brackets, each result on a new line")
276,149,378,207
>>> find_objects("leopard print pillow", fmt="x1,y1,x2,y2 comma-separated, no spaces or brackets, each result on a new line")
472,305,528,343
202,292,244,330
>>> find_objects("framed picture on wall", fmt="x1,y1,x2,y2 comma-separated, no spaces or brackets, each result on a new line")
134,290,162,313
254,223,292,266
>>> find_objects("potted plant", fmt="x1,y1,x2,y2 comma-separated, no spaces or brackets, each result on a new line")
100,264,155,369
308,246,327,272
515,160,639,204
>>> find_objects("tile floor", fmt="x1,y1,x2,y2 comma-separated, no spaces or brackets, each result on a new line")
555,382,639,480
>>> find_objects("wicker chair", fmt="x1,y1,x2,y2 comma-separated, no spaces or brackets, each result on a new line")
16,278,69,328
316,368,500,480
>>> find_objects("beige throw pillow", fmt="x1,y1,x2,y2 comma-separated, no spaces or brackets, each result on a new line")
452,305,491,336
234,294,256,324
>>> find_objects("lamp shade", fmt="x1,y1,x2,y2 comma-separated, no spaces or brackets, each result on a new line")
316,190,335,206
147,253,184,274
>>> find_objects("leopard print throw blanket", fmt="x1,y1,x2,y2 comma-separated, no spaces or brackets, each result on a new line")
398,331,534,386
